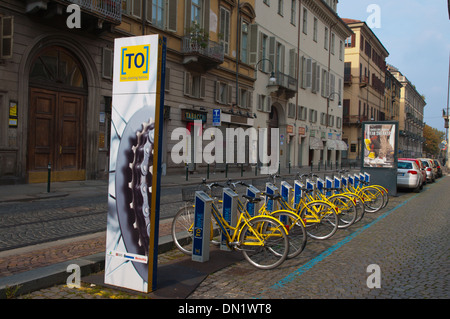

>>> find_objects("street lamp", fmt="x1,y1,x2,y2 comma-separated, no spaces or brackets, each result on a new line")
326,91,342,128
255,58,277,85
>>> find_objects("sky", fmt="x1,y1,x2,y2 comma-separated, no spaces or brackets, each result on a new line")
338,0,450,131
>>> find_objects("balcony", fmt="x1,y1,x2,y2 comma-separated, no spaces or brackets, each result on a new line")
344,73,352,85
343,115,368,125
182,36,224,71
359,75,369,88
269,71,298,99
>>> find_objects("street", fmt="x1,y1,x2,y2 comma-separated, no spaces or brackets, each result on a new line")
0,172,448,299
188,177,449,299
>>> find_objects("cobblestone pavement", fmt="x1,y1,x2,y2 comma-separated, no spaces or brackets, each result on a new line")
188,178,449,299
5,174,449,300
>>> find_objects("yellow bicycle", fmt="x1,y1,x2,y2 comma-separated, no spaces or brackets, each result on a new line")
171,182,290,270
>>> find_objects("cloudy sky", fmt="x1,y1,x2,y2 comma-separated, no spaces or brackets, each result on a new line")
338,0,450,131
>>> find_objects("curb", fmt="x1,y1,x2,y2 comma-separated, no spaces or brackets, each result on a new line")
0,234,176,299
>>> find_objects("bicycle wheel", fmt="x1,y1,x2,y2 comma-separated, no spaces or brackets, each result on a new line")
171,205,195,255
360,187,384,213
329,195,357,229
239,216,289,270
344,192,366,223
270,210,307,259
299,201,338,240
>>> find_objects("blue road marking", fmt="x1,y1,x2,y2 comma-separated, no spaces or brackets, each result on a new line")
264,192,420,292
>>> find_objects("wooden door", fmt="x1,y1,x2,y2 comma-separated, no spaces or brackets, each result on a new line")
28,88,85,182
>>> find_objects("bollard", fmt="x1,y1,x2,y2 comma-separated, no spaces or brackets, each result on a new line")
207,164,210,179
185,164,188,181
225,163,228,178
241,164,243,177
289,161,291,174
47,162,52,193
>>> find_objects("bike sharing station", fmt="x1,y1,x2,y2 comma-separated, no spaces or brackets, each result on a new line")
361,121,399,196
104,34,167,293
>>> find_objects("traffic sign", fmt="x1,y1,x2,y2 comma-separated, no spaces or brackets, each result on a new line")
212,109,221,126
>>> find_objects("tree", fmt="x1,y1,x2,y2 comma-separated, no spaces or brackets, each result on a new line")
423,124,445,157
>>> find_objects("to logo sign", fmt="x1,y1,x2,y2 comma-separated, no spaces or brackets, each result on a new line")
120,45,150,82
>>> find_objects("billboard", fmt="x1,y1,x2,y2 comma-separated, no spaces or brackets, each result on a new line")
363,123,397,168
104,35,166,293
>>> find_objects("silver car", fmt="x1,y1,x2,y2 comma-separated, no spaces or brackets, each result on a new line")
397,160,423,192
418,158,436,183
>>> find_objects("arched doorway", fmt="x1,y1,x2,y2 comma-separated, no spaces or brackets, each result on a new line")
27,46,87,183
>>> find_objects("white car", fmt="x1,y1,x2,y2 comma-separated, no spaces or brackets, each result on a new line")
397,160,423,192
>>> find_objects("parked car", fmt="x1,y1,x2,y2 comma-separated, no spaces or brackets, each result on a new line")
433,159,443,178
397,160,423,192
399,158,427,186
418,158,436,183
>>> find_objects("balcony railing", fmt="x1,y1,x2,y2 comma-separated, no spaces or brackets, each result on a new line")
343,115,368,125
182,36,224,64
344,73,352,84
273,71,298,93
59,0,122,23
359,75,369,87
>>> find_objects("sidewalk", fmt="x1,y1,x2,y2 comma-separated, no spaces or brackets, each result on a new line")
0,165,358,298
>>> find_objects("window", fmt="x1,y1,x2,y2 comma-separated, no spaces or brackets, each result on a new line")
345,34,355,48
238,87,251,109
257,94,271,112
0,15,14,59
301,57,312,89
313,17,318,42
309,109,317,123
219,7,230,54
328,115,334,127
330,33,335,55
288,103,296,118
259,33,268,72
290,0,296,25
184,72,206,99
339,40,343,60
324,27,329,50
302,8,308,34
215,81,232,105
298,106,307,120
320,112,326,125
276,42,285,73
191,0,202,26
241,21,249,63
350,144,356,152
278,0,284,16
321,69,329,97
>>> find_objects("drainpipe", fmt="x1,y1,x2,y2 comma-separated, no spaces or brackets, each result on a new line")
295,0,302,167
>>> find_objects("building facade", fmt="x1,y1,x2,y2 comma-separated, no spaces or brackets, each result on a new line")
253,0,352,169
117,0,257,174
0,0,119,184
0,0,357,183
341,18,389,162
387,64,426,158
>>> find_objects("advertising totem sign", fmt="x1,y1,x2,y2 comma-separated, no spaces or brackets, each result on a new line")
361,121,398,196
104,35,166,293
